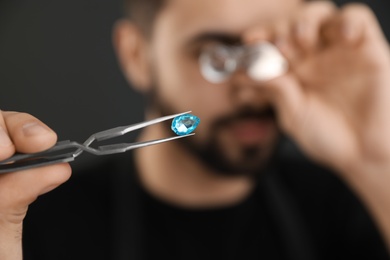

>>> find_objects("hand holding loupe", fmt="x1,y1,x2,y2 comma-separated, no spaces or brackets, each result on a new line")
199,41,288,83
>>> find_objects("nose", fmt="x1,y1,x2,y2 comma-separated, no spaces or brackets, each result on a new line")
228,69,270,107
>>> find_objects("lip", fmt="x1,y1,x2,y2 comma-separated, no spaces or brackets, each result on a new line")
228,118,276,145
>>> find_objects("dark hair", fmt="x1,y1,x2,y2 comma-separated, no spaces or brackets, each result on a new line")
123,0,166,36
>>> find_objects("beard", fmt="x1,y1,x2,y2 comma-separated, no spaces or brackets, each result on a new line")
145,79,282,178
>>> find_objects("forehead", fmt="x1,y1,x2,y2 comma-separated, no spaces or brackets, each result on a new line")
155,0,302,41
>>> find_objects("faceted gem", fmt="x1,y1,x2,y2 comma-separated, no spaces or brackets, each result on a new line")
171,114,200,136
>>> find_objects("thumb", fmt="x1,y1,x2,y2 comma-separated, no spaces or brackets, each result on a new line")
0,163,71,260
0,163,71,224
263,73,307,138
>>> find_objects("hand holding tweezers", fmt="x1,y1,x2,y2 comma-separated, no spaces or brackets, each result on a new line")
0,111,194,174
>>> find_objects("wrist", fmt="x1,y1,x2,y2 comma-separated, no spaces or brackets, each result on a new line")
339,160,390,249
0,218,23,260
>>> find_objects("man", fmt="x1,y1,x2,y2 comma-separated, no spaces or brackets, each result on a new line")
1,0,390,259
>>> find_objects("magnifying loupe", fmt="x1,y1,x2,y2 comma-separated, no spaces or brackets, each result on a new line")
199,41,288,84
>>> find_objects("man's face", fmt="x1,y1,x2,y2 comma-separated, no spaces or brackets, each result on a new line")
146,0,301,175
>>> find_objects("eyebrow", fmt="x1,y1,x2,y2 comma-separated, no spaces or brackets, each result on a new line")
188,32,242,46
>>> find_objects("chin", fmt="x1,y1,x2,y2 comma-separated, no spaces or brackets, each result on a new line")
202,144,276,177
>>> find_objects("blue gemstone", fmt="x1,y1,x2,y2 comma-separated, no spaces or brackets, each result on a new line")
171,114,200,136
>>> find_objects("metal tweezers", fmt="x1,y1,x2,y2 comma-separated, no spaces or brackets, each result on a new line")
0,111,194,174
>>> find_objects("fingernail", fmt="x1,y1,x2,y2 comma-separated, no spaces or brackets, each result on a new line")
0,127,12,146
342,23,355,41
275,37,286,48
295,22,306,39
22,122,50,137
275,37,290,54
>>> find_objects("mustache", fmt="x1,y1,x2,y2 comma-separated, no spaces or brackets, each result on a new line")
212,106,276,129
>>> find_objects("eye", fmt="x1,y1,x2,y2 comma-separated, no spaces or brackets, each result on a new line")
198,43,237,84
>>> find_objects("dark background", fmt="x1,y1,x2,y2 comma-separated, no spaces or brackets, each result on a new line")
0,0,388,166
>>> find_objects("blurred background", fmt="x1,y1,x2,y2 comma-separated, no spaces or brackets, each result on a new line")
0,0,388,166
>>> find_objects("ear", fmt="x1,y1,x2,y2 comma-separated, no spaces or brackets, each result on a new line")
113,19,152,93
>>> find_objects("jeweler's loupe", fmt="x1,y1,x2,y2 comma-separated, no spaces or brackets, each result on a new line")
199,41,288,84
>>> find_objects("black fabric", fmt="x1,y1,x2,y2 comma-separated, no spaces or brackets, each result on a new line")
22,152,390,260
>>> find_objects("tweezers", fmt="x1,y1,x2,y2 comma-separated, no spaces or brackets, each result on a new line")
0,111,194,174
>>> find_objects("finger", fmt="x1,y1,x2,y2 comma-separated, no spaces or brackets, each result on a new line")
293,0,337,52
0,111,15,160
322,4,383,47
343,4,388,45
243,20,299,77
3,112,57,154
274,19,298,66
262,73,306,136
0,163,72,219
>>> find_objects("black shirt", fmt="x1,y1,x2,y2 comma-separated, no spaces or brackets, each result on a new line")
23,152,390,260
